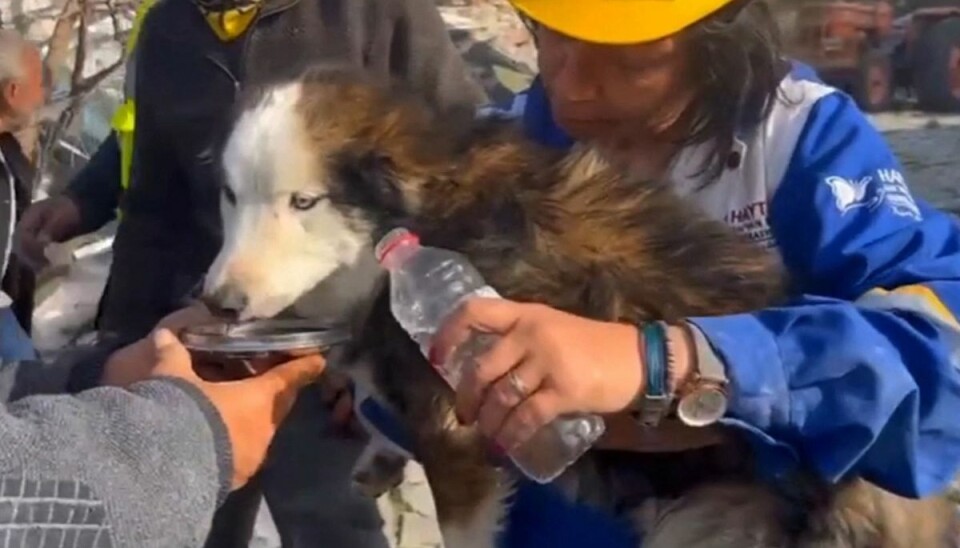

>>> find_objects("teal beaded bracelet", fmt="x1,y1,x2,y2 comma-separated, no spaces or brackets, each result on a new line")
633,321,673,427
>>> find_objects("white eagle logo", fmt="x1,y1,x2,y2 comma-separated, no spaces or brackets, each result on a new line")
825,175,882,214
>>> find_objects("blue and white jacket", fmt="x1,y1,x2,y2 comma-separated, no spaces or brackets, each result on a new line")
490,66,960,499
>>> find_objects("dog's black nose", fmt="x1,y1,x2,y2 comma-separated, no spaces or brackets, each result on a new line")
201,288,247,321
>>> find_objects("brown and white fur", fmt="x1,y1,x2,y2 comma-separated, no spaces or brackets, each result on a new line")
202,66,959,548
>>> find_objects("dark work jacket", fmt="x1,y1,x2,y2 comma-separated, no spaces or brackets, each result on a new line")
0,133,36,333
64,133,120,236
75,0,486,347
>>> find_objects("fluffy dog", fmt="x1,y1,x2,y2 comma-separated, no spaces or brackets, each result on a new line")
202,66,959,547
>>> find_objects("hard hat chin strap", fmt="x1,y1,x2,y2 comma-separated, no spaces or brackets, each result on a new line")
193,0,262,42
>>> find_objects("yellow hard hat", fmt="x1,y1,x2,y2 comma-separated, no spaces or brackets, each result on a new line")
511,0,736,45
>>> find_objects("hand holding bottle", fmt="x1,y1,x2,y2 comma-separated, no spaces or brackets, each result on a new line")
376,228,607,482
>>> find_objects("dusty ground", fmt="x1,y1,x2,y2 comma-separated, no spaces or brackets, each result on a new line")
24,1,960,547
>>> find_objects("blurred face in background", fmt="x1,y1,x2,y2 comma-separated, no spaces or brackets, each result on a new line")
0,46,45,132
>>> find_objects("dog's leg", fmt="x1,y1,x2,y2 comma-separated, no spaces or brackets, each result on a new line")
435,474,513,548
348,382,412,499
350,437,408,499
417,416,514,548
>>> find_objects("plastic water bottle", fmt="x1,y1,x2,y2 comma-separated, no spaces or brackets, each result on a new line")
374,227,606,483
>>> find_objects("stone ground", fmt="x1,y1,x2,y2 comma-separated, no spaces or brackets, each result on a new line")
877,113,960,213
24,1,960,547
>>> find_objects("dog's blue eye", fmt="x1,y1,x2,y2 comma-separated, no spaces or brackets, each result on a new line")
290,192,323,211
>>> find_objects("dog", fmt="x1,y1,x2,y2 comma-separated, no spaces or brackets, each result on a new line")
202,66,959,547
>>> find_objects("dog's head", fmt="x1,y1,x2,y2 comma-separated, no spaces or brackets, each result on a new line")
203,67,452,321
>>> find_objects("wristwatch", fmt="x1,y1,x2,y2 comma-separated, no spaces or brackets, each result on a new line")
675,324,729,427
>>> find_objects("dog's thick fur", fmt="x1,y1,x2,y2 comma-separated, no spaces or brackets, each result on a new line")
204,66,959,547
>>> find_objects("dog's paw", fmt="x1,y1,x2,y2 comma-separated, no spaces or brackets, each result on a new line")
351,443,408,498
351,467,405,498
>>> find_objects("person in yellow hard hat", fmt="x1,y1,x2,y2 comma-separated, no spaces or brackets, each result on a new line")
432,1,960,546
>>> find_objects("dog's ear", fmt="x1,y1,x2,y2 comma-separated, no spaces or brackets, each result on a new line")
331,148,410,222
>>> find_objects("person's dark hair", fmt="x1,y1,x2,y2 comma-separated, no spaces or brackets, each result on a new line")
519,0,788,184
678,0,788,183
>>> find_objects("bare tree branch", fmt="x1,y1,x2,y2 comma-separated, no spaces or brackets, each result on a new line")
103,0,123,41
30,0,133,197
63,0,126,99
69,0,90,89
44,0,81,74
73,58,124,96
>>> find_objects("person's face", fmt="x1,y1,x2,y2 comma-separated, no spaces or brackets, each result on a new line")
1,47,45,131
535,24,695,149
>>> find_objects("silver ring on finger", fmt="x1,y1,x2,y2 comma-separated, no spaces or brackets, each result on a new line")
507,369,529,399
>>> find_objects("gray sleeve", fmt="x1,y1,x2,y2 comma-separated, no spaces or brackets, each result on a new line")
0,377,232,547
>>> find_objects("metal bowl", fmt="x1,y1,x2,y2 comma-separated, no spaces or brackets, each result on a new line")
180,319,350,377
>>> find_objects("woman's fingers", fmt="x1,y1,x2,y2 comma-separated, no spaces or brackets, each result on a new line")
475,359,544,439
455,333,527,424
431,298,523,365
496,389,563,450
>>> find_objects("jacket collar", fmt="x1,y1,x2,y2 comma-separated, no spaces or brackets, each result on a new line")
0,136,16,287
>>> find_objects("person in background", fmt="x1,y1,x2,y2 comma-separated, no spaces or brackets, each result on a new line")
14,0,148,273
0,30,45,357
429,0,960,545
18,0,488,546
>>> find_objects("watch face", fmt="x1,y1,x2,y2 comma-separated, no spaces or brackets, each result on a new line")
678,388,728,427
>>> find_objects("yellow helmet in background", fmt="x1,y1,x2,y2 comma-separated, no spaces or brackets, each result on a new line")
510,0,737,45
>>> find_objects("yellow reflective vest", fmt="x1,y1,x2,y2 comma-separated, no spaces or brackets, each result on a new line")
110,0,157,194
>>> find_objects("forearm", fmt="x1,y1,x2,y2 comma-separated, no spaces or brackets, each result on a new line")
64,134,122,234
689,296,960,498
0,378,231,545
